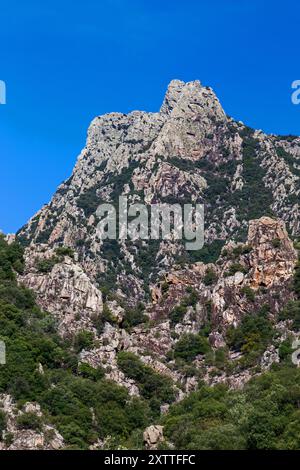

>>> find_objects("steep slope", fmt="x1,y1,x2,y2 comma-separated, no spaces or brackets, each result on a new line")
17,80,300,303
15,79,300,392
2,79,300,450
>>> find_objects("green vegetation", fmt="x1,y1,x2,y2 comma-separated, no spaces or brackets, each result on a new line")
169,289,199,326
185,239,225,264
241,286,255,302
294,256,300,298
174,333,210,362
55,246,74,258
1,220,300,450
272,238,281,248
0,236,24,279
73,330,95,353
234,134,274,220
226,306,274,366
122,303,147,330
117,351,176,412
276,146,300,177
76,185,100,218
203,268,217,286
0,410,7,437
278,253,300,330
170,305,187,326
36,256,59,273
225,262,247,277
16,412,42,431
279,301,300,331
93,303,117,335
0,235,153,448
35,246,74,273
162,366,300,449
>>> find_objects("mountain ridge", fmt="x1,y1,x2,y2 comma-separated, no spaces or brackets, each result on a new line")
2,79,299,449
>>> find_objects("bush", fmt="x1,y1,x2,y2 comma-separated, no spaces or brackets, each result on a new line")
278,339,293,362
169,305,187,326
225,263,247,277
93,303,117,334
294,259,300,299
122,303,147,329
36,257,59,273
55,246,74,258
203,268,217,286
174,334,210,362
226,307,274,365
16,412,42,431
78,363,105,381
74,330,94,353
241,286,255,302
279,301,300,331
117,352,175,405
0,410,6,438
272,238,281,248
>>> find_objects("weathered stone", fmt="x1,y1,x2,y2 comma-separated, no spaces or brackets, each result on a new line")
143,425,164,450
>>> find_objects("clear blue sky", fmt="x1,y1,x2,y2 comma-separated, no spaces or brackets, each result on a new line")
0,0,299,233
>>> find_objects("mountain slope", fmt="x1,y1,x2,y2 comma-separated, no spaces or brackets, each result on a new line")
3,79,300,449
17,80,300,301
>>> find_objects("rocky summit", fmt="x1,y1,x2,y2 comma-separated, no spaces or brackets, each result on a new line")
1,79,300,450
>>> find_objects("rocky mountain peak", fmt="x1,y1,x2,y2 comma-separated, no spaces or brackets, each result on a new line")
160,79,226,122
17,79,299,307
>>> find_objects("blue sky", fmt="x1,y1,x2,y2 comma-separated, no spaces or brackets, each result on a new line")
0,0,299,233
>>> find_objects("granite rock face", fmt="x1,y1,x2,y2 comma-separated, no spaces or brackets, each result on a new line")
0,395,64,450
20,245,103,337
143,425,164,450
14,79,300,406
17,80,299,305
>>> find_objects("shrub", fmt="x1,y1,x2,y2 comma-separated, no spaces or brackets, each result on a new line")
272,238,281,248
36,257,59,273
0,410,6,438
55,246,74,258
226,263,247,276
203,268,217,286
74,330,94,353
122,303,147,329
279,301,300,331
170,305,187,326
241,286,255,302
93,303,118,334
16,412,42,431
117,352,175,405
278,339,293,362
161,282,169,294
226,307,274,365
78,363,105,381
174,334,210,361
294,259,300,299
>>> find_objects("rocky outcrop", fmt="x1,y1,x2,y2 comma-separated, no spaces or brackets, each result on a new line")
11,79,300,427
247,216,297,288
143,425,164,450
0,395,64,450
17,80,299,306
20,245,103,337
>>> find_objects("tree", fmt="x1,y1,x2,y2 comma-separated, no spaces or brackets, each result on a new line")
174,334,210,361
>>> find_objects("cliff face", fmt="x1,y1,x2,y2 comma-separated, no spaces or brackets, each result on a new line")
14,79,300,406
17,80,300,302
0,78,299,451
